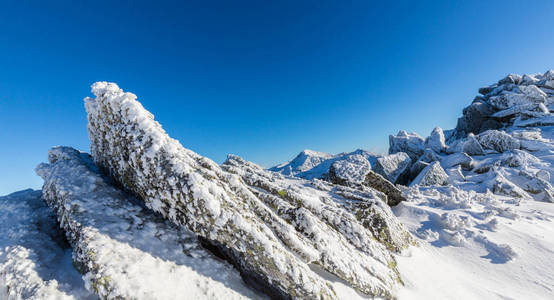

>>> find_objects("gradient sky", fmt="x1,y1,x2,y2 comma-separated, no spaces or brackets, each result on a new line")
1,0,554,195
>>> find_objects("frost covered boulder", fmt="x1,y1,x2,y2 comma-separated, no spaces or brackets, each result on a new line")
410,161,448,187
84,82,411,299
425,127,447,153
36,147,259,300
477,130,521,153
373,152,412,184
327,154,371,185
389,130,425,161
328,155,406,206
440,152,473,170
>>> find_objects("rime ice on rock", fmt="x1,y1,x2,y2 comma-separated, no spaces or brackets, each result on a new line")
373,152,412,184
36,147,259,300
389,131,425,161
84,82,411,299
409,162,448,187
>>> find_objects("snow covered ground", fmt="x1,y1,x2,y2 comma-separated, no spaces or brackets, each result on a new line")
395,187,554,299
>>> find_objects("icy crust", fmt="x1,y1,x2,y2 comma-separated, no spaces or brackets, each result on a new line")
36,147,260,300
85,82,350,299
0,189,95,300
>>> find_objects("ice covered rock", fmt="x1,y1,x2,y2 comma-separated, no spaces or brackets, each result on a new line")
440,152,473,170
498,74,522,85
446,166,465,184
363,171,407,206
84,82,409,299
389,130,425,161
85,82,337,299
477,130,521,153
223,155,414,296
373,152,412,184
455,101,500,137
409,160,429,181
462,133,485,156
328,154,371,185
36,147,259,300
425,127,447,153
409,161,448,187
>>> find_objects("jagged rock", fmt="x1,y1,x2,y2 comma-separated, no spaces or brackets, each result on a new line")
477,130,521,153
409,160,429,181
84,82,409,299
36,147,258,300
455,101,499,136
409,162,448,187
373,152,412,184
488,172,530,199
425,127,447,153
223,155,414,293
389,130,425,161
446,166,465,184
329,157,407,206
498,74,522,85
440,152,473,170
363,170,407,206
420,148,440,163
513,170,554,203
462,133,485,156
328,154,371,185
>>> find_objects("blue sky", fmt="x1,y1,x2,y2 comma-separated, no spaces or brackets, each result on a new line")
1,1,554,195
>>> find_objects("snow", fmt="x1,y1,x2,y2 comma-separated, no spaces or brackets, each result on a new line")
0,189,96,300
394,187,554,299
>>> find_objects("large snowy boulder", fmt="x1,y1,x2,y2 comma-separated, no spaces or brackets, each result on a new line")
455,101,500,137
425,127,447,153
84,82,410,299
440,152,473,170
328,155,406,206
477,130,521,153
327,154,371,185
409,161,448,187
36,147,258,300
389,130,425,161
373,152,412,184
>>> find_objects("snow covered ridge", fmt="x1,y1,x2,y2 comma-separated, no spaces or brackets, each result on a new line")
84,82,414,299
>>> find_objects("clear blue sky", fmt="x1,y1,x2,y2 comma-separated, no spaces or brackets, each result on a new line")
1,1,554,195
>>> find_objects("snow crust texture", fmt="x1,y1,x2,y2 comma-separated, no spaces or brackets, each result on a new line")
84,82,411,299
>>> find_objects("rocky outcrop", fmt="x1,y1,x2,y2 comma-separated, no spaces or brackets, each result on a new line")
389,131,425,161
455,70,554,137
373,152,412,184
425,127,447,153
477,130,521,153
328,157,406,206
409,162,448,187
36,147,258,300
84,82,411,299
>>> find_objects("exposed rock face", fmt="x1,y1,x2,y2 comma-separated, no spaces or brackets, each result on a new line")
84,82,411,299
425,127,447,153
328,154,371,185
36,147,258,300
327,155,406,206
440,152,473,170
409,162,448,187
455,70,554,137
373,152,412,184
223,155,414,253
477,130,521,153
389,131,425,161
363,171,406,206
462,133,485,156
